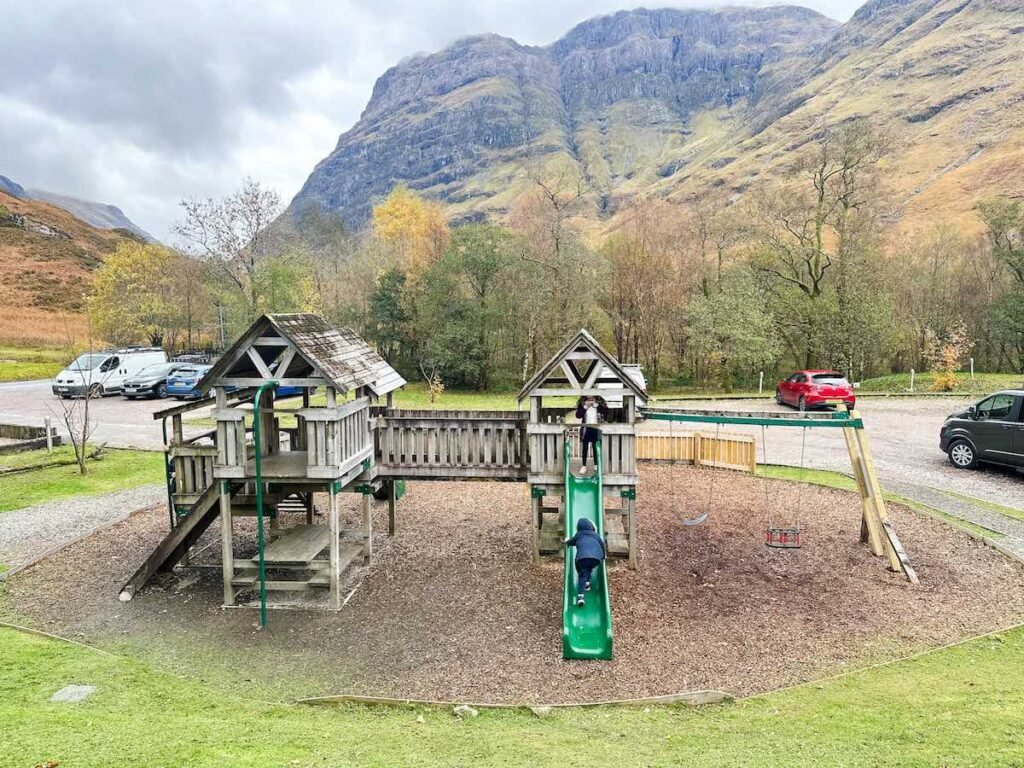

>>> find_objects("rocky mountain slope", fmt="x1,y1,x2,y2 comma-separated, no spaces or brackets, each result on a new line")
25,189,155,242
287,0,1024,235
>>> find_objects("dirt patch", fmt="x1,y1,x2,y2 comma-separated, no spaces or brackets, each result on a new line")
5,465,1024,704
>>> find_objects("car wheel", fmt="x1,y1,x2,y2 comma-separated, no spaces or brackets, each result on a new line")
157,383,167,398
775,389,784,406
948,441,978,470
798,396,807,412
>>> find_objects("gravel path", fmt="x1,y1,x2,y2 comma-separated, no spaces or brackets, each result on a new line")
0,484,165,575
883,479,1024,559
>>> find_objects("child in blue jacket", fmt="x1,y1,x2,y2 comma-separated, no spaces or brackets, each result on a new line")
564,518,606,607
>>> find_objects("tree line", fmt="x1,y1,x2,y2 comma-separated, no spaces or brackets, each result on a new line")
88,119,1024,391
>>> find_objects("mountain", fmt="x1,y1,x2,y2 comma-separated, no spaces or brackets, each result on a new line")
286,0,1024,235
0,190,141,345
25,188,155,242
0,175,26,199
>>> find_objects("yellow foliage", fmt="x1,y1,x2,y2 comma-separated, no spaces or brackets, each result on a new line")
371,185,449,277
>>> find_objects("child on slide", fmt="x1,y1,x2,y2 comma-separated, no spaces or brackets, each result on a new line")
564,518,606,607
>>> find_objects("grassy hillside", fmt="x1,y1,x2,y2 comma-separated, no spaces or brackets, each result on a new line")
0,191,137,347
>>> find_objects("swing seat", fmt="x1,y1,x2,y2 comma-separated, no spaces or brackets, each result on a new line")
680,511,709,527
765,526,801,548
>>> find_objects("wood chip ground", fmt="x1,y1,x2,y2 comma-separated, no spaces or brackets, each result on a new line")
6,465,1024,704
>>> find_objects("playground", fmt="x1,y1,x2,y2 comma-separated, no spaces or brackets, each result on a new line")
7,463,1024,703
5,313,1024,709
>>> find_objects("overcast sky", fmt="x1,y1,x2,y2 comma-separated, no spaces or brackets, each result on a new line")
0,0,862,239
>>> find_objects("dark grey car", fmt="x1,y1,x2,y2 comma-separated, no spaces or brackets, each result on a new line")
939,390,1024,470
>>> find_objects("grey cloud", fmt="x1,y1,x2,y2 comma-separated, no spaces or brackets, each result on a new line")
0,0,863,239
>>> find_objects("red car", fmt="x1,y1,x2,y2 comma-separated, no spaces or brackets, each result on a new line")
775,370,856,411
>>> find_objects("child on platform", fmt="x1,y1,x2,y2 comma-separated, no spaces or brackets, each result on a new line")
575,396,609,472
564,518,606,607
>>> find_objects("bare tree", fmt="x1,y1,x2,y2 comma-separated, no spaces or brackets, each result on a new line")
175,178,281,313
49,316,101,474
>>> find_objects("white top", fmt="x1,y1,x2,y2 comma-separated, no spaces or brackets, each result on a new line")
584,405,599,425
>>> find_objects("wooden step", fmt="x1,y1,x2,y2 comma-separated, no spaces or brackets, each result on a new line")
261,524,331,565
232,543,364,590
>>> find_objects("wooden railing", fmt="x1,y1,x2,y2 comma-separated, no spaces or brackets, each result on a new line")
171,444,219,506
213,408,250,479
375,410,528,479
299,397,373,479
528,423,637,483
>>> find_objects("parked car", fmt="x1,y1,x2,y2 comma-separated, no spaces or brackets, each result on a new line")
52,347,167,398
940,390,1024,470
775,370,856,411
121,362,189,400
166,365,213,400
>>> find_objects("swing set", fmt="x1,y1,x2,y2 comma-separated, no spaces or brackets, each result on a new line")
642,404,918,583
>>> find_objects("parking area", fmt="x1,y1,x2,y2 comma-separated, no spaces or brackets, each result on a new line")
0,379,210,449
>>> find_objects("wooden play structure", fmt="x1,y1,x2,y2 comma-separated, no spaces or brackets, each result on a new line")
121,318,655,613
120,313,914,660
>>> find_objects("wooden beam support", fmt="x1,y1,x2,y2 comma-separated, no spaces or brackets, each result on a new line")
218,377,327,388
361,491,372,564
842,426,884,556
388,481,397,535
329,484,341,610
246,347,274,378
531,490,541,564
219,481,235,606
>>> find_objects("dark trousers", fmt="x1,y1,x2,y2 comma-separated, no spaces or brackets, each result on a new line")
581,428,600,467
575,557,600,594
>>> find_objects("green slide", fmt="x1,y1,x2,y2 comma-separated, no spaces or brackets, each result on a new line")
562,437,614,660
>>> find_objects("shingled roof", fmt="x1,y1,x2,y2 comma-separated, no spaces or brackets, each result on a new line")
199,313,405,398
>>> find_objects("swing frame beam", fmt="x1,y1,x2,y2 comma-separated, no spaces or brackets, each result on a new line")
642,406,918,584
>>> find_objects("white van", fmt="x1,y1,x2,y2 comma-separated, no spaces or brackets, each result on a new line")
52,347,168,398
597,363,648,409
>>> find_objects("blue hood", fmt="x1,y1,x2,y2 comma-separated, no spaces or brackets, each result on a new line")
576,518,596,533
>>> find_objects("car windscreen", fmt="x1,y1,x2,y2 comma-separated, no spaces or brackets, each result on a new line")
70,353,106,370
811,373,848,385
137,363,175,378
172,367,203,378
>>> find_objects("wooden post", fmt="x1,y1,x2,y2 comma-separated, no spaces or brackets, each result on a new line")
386,391,394,409
851,419,917,582
531,491,541,564
627,495,637,570
329,483,341,610
624,395,636,425
361,491,373,564
44,416,53,453
842,426,883,556
172,413,184,446
305,491,314,525
219,481,234,606
693,432,702,468
387,481,397,536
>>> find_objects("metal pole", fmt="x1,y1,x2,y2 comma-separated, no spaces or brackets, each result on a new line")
909,368,915,393
758,371,764,395
44,416,53,453
253,380,279,628
970,358,974,380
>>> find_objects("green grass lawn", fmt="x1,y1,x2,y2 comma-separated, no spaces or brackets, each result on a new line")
0,447,164,513
0,346,67,382
857,371,1023,394
1,623,1023,766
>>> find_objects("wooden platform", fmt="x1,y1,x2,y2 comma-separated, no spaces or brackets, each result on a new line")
232,543,364,590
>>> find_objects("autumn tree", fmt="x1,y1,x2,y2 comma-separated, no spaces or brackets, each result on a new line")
508,169,602,378
978,197,1024,369
88,242,209,349
175,178,281,317
600,200,694,387
371,185,449,278
752,119,889,369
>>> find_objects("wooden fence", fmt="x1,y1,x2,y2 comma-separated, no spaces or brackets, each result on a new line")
635,432,756,473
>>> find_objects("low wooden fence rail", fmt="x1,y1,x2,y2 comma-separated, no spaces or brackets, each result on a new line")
635,432,756,473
